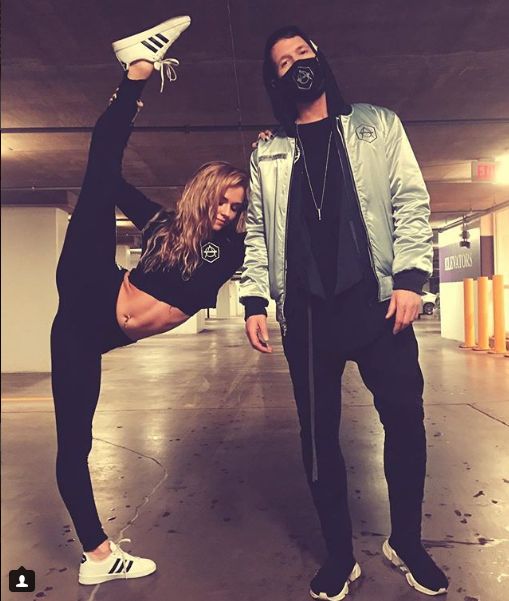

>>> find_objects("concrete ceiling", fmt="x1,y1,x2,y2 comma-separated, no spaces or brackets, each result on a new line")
2,0,509,237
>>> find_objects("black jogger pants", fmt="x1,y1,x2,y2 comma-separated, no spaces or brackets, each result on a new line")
282,285,426,561
51,76,160,551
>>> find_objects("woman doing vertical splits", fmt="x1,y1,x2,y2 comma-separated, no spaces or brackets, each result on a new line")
51,16,248,585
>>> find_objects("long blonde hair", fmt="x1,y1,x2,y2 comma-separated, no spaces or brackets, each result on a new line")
140,161,248,278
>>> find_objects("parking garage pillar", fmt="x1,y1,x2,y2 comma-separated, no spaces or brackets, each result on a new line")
1,206,68,372
167,311,206,334
216,280,239,319
115,244,131,269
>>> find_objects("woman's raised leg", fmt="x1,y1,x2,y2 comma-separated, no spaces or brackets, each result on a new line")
56,66,151,304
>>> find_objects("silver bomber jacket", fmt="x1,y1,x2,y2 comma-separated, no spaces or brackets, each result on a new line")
239,103,433,333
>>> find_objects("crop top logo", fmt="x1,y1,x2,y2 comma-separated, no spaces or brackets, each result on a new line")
201,242,220,263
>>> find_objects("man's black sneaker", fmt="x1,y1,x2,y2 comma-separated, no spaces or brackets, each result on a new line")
309,556,362,601
382,539,448,595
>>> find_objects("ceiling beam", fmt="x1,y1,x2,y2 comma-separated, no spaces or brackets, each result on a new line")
3,117,509,135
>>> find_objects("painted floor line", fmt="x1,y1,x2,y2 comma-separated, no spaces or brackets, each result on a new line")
468,403,509,427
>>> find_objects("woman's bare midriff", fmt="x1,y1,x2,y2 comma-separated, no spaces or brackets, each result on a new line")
116,271,190,341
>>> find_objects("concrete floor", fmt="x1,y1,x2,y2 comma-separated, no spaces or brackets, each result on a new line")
2,315,508,601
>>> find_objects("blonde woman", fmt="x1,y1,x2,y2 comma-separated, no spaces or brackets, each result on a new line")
51,17,248,585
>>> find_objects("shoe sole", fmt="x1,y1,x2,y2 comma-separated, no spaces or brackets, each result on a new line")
309,563,362,601
79,565,156,585
382,540,447,596
112,16,191,53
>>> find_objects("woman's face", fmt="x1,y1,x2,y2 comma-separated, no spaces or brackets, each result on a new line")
213,185,246,231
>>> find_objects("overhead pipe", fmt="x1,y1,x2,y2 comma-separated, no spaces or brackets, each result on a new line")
436,200,509,233
3,117,509,135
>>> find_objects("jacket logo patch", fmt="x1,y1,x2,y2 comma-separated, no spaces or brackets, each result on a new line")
201,242,220,263
356,124,377,143
259,153,287,162
293,66,314,90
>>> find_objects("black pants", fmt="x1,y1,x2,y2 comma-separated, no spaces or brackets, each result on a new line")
282,281,426,560
51,77,161,551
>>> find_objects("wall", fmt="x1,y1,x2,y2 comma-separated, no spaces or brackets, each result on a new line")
1,207,68,372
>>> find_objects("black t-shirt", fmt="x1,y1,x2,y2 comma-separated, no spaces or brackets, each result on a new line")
285,119,388,345
291,118,342,298
129,213,245,316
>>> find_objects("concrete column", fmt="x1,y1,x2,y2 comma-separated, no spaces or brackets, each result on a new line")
129,249,141,270
167,310,206,334
115,244,131,269
493,207,509,331
439,225,494,342
480,214,495,277
234,281,244,317
216,280,239,319
1,207,68,372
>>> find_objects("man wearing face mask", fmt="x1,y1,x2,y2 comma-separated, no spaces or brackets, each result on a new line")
239,26,448,600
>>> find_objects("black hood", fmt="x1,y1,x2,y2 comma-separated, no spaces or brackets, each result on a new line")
263,26,351,137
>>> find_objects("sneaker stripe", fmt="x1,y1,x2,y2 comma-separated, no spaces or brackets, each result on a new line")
141,40,158,53
115,560,126,574
126,560,134,573
157,33,169,43
149,36,164,48
109,558,122,574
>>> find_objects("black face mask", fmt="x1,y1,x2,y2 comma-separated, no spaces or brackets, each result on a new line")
279,57,326,103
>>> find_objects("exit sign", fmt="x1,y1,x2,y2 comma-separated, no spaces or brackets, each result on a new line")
471,160,496,182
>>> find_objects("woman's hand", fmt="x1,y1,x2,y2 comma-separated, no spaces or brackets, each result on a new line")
245,315,273,353
251,130,274,149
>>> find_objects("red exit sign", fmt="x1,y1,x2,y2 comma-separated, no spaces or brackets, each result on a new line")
471,160,496,181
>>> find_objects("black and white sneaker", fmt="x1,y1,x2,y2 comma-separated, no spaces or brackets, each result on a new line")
112,16,191,91
78,538,156,585
309,556,362,601
382,539,448,596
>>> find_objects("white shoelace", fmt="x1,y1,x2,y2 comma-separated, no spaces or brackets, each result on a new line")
113,537,132,579
153,57,179,92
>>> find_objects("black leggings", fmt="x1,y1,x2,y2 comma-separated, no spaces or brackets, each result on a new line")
282,288,426,559
51,76,161,551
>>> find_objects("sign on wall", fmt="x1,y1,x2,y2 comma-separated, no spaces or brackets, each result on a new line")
471,160,496,182
439,228,481,283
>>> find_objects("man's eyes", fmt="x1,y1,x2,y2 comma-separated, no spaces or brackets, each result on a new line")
281,49,310,68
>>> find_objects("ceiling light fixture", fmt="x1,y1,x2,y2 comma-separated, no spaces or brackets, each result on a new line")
459,218,471,249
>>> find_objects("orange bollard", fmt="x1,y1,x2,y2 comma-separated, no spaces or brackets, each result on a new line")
460,278,476,349
474,276,490,351
490,275,507,354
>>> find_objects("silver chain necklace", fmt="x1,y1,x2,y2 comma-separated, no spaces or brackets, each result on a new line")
296,125,332,222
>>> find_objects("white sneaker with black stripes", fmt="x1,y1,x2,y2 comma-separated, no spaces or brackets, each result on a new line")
78,538,156,585
112,16,191,91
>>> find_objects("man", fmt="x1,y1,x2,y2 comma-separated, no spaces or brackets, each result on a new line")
239,26,448,600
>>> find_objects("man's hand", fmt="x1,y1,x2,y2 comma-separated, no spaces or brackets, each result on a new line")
251,130,274,149
385,289,421,335
245,315,273,353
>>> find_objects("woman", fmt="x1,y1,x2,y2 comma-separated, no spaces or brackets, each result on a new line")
51,16,248,585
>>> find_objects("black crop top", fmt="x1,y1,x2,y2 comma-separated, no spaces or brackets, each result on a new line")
128,212,246,316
